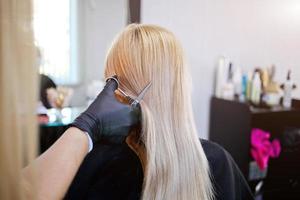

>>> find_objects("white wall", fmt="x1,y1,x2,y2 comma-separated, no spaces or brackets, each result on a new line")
142,0,300,138
72,0,127,105
80,0,127,82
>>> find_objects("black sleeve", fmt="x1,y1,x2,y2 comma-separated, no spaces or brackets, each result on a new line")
64,143,143,200
201,139,254,200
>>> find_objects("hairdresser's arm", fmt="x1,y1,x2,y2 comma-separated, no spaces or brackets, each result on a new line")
22,76,139,199
22,127,89,200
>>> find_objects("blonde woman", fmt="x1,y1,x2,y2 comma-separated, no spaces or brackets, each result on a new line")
0,0,252,198
65,24,253,200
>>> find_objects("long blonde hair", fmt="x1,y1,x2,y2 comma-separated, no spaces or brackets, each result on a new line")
105,24,214,200
0,0,37,199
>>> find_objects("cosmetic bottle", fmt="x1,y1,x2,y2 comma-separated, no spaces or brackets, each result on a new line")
282,70,293,108
233,66,242,96
241,73,247,101
246,72,253,101
215,57,226,98
221,63,235,100
251,72,262,104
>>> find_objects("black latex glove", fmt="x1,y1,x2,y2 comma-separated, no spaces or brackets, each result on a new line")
71,76,140,144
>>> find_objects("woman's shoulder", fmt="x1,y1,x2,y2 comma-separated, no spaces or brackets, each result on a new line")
200,139,236,173
200,139,254,200
200,139,236,179
200,139,229,164
65,143,143,200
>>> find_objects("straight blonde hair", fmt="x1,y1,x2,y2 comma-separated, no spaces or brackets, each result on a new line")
105,24,214,200
0,0,38,199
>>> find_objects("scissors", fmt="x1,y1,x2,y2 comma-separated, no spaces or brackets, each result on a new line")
106,76,152,108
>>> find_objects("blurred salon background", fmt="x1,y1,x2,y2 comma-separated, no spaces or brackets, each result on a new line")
19,0,300,199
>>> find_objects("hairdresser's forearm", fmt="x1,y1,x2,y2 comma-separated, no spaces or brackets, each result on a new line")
23,127,88,200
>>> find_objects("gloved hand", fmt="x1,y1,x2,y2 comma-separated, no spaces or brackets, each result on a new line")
71,76,140,144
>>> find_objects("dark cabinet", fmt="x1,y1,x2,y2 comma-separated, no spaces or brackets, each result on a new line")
209,97,300,199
